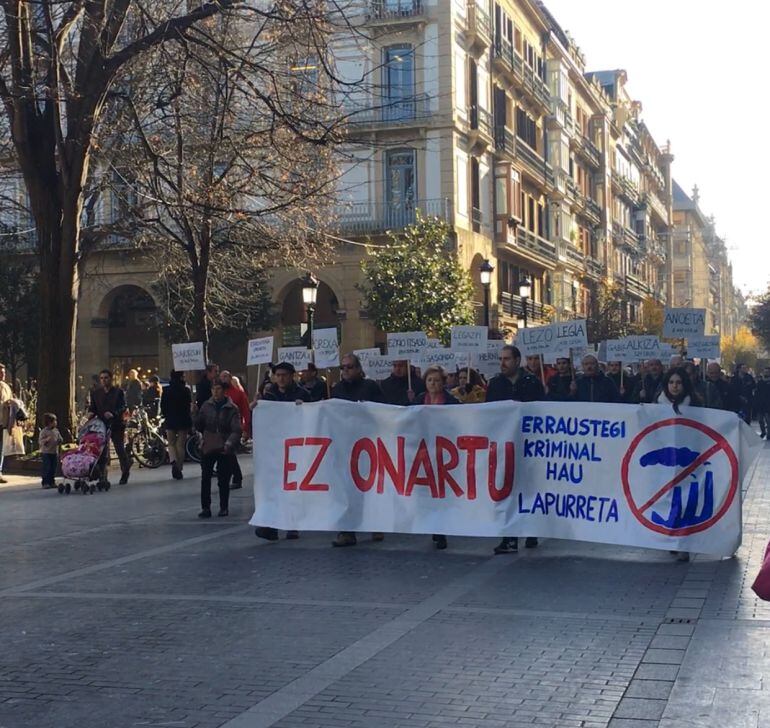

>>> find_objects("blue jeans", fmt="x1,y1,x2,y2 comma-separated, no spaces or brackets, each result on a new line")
41,453,57,485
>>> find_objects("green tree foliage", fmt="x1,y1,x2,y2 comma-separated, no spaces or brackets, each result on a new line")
359,215,475,341
721,326,759,371
0,258,39,386
586,281,629,343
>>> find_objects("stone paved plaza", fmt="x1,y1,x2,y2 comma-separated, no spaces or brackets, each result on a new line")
1,445,769,728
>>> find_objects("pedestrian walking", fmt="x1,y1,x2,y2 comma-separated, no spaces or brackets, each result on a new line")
656,367,702,413
412,365,459,550
755,368,770,438
195,363,219,411
330,353,384,547
220,370,251,490
253,362,311,542
703,363,739,411
89,369,131,484
124,369,143,412
485,345,543,554
161,370,192,480
733,364,756,424
195,381,241,518
39,413,62,489
0,363,11,483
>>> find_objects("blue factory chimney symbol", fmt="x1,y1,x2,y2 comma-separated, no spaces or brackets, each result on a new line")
639,447,714,528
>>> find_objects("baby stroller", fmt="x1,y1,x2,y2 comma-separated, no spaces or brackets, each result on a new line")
58,417,112,495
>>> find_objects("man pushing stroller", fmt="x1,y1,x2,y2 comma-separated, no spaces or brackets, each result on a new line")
89,369,131,484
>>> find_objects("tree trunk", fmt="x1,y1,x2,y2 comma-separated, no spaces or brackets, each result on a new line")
192,266,210,360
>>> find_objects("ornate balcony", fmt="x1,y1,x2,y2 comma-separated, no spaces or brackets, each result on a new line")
344,94,433,130
516,226,557,264
516,139,554,186
499,292,548,324
469,104,494,150
494,125,515,158
465,1,492,54
492,36,515,78
367,0,426,28
625,273,650,300
585,256,604,279
334,198,452,235
577,135,601,168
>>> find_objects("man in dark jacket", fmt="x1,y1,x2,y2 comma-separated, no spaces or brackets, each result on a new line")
89,369,131,484
331,353,384,403
381,360,425,405
195,381,241,518
331,353,384,547
755,367,770,437
733,364,756,424
546,357,574,401
606,361,638,404
299,363,327,402
703,362,737,411
574,356,620,403
161,370,192,480
486,345,543,554
254,362,312,541
635,358,664,404
195,363,219,410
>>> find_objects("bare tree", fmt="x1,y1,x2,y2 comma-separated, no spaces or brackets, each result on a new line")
0,1,358,436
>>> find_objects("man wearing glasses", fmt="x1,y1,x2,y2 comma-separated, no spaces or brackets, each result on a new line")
89,369,131,484
330,353,384,547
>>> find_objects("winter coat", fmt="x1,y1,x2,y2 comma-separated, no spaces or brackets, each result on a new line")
125,380,142,409
195,377,213,410
450,385,486,403
546,374,573,402
755,380,770,414
381,373,425,406
607,371,639,404
224,384,252,437
485,369,544,402
302,378,327,403
89,386,127,429
262,383,312,404
160,381,193,431
331,377,384,403
574,372,620,403
194,397,242,451
635,374,664,404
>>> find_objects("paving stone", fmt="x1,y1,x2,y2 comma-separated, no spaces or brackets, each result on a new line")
613,697,667,719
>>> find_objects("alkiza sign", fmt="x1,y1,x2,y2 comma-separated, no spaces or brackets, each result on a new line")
251,400,761,556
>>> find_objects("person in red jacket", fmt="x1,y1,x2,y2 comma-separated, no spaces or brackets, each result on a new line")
220,370,250,490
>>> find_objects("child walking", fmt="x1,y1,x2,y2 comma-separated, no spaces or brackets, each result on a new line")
39,413,62,489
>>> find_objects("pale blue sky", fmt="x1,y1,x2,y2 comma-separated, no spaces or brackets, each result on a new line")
544,0,760,295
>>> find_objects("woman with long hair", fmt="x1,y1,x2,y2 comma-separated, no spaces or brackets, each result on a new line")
655,367,702,413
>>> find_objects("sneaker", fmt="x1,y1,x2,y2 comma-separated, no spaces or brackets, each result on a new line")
285,530,299,540
255,527,279,541
434,535,448,550
198,509,212,519
332,532,357,547
371,532,385,542
494,538,518,555
217,508,228,517
230,482,243,490
171,463,183,480
525,537,539,548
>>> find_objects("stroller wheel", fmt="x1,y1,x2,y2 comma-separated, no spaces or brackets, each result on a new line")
103,481,111,492
74,480,81,491
89,483,96,494
57,484,65,494
65,483,71,494
96,483,103,491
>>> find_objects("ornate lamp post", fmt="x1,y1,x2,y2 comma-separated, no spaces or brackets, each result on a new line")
479,258,494,327
300,272,319,341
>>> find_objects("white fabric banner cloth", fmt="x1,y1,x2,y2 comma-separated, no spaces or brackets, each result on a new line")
250,400,761,556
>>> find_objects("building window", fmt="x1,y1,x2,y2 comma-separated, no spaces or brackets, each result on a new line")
385,148,416,225
515,107,538,150
383,45,415,120
470,157,481,232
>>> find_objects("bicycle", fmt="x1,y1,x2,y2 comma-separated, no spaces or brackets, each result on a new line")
126,405,167,469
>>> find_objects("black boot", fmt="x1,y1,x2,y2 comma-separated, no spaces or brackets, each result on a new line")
494,537,518,554
255,527,279,541
434,534,447,550
525,537,539,548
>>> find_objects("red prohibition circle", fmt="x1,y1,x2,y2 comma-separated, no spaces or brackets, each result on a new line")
621,417,739,537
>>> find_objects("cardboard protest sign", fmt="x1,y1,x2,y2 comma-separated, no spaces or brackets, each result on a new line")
172,342,205,371
663,308,706,338
516,324,553,357
605,339,635,364
311,328,339,369
354,348,381,363
475,341,504,378
277,347,313,371
688,335,721,360
450,325,488,353
418,348,458,372
247,336,273,366
387,332,428,361
363,355,394,380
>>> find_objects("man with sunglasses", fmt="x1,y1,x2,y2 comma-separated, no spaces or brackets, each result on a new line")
89,369,131,484
330,353,384,547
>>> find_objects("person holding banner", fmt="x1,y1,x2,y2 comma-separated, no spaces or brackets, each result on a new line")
195,381,241,518
606,362,638,404
636,359,664,404
450,368,486,403
331,354,385,547
300,363,328,402
382,361,424,406
525,355,555,388
573,356,620,403
486,345,543,554
546,358,574,401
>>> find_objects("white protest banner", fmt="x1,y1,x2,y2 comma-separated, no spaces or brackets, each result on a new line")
475,341,504,379
516,323,553,357
363,355,393,380
688,335,721,360
247,336,273,366
172,342,205,371
311,328,339,369
451,325,488,353
251,400,761,557
663,308,706,338
605,339,635,364
277,347,313,371
387,332,428,361
418,348,458,372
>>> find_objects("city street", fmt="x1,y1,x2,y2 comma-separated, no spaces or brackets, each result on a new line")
0,447,769,728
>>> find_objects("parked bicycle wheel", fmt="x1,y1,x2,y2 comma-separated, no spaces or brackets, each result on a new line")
185,432,202,463
129,431,167,469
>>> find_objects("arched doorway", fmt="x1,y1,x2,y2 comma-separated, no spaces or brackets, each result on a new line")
279,279,339,346
105,286,160,378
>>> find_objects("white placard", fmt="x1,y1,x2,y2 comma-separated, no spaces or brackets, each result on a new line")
451,325,488,353
688,335,721,360
516,324,553,357
418,348,458,372
474,341,505,378
247,336,274,366
552,319,588,350
424,338,442,350
277,347,313,371
354,348,381,364
172,342,205,371
663,308,706,338
363,355,394,380
605,339,635,364
387,332,428,360
312,328,340,369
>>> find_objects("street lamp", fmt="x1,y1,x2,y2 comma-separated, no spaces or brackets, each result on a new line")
518,276,531,329
479,258,494,327
300,272,319,341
